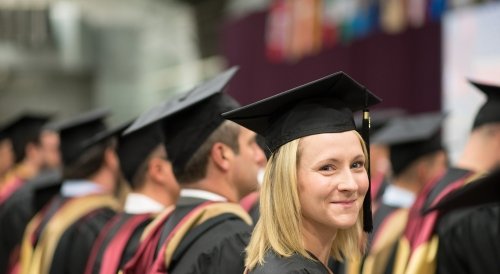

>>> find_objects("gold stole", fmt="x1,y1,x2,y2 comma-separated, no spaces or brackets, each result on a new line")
20,195,119,274
362,209,409,274
162,203,252,269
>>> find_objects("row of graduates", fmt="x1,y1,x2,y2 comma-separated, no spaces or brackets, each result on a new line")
0,67,268,274
0,66,499,274
340,79,500,274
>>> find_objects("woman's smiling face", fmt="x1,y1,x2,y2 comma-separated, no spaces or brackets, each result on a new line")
297,131,369,231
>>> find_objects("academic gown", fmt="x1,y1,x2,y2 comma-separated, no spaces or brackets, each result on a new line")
0,169,60,274
21,187,119,274
49,206,116,274
392,167,474,274
85,212,153,274
436,204,500,274
155,196,252,274
249,251,330,274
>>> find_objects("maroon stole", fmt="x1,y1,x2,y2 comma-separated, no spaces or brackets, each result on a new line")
122,208,176,274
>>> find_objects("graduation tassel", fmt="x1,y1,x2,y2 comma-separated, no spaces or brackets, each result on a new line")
361,92,373,233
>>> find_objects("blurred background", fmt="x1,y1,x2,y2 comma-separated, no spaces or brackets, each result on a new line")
0,0,499,162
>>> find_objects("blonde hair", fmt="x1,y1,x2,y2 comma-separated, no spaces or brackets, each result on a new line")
245,131,368,270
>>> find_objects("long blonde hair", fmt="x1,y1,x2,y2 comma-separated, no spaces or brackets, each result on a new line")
245,131,368,270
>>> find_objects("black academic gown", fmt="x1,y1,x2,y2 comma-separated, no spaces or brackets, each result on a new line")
249,251,330,274
436,204,500,274
87,212,152,274
48,205,116,274
0,169,60,274
156,196,252,274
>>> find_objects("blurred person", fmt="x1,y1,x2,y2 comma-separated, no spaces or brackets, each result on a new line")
426,168,500,274
20,109,123,274
0,124,61,274
393,80,500,274
123,67,266,274
354,112,448,274
0,114,51,199
222,71,381,273
0,126,15,181
84,122,180,274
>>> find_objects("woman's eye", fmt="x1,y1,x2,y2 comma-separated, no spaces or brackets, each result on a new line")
319,165,334,171
351,161,364,169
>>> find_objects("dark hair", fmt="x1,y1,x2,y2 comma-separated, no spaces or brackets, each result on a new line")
174,121,240,184
63,139,114,180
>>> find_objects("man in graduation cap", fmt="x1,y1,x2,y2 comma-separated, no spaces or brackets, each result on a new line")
0,117,62,274
19,109,123,274
393,80,500,274
84,121,180,274
0,114,51,197
354,112,448,274
123,67,266,274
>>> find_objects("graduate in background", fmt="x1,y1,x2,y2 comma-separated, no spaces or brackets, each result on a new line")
0,120,61,274
223,71,381,273
123,67,266,274
427,168,500,274
20,109,122,274
0,123,15,181
0,114,51,197
393,80,500,274
355,112,447,274
84,121,179,274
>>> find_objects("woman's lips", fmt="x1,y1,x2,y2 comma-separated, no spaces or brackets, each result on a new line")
331,199,356,207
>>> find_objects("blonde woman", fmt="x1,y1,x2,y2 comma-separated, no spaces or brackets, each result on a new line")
222,71,381,273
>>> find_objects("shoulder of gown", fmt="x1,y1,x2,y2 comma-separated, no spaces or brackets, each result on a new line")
249,251,330,274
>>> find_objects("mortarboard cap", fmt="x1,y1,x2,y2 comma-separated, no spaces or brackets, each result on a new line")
52,108,110,165
125,66,240,176
372,112,445,176
117,122,164,186
222,71,381,153
222,71,382,232
1,113,51,163
425,169,500,215
79,120,131,152
469,80,500,129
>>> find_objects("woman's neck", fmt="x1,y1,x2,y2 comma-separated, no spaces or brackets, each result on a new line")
301,220,337,266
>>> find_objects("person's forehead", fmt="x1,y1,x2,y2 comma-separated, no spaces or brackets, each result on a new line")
239,126,256,137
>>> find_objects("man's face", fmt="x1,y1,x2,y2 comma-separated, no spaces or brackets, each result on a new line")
0,139,14,176
231,127,267,200
40,131,61,170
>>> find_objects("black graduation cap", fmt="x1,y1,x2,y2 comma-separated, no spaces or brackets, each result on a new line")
51,108,110,165
125,66,240,176
1,113,51,163
79,120,131,152
222,71,382,232
469,80,500,129
371,112,445,176
117,122,164,185
424,169,500,215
